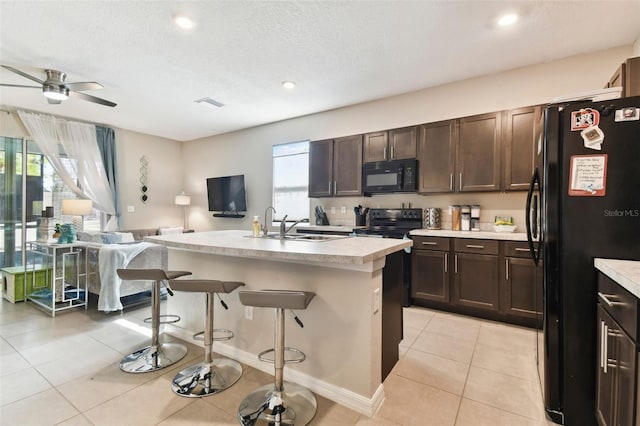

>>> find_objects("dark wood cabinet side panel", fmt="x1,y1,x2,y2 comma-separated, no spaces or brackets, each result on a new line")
418,121,457,193
334,135,363,196
309,139,333,197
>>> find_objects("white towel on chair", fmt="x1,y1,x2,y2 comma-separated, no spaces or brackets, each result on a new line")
98,242,155,312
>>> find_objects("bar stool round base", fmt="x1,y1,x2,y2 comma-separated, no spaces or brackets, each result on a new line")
120,342,187,373
171,359,243,397
238,382,317,425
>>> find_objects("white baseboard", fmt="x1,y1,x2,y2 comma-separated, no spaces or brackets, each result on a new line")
166,325,384,417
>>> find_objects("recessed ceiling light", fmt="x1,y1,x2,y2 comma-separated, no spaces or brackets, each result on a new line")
174,14,195,30
497,13,518,27
282,81,296,90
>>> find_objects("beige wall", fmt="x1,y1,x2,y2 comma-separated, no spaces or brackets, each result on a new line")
115,128,184,230
182,45,632,232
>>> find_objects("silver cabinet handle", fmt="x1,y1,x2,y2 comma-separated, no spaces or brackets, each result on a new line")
422,241,438,246
514,248,530,252
444,253,448,273
383,147,387,160
598,292,625,307
449,173,453,191
505,259,509,280
466,245,485,249
334,181,337,194
603,322,608,373
600,321,605,369
390,146,395,159
454,254,458,273
459,173,463,190
328,181,331,194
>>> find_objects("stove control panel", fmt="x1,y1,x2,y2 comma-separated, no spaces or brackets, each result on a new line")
369,208,423,220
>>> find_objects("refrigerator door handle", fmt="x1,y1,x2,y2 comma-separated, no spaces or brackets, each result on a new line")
525,168,541,266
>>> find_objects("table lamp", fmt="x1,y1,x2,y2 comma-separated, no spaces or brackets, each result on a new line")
175,192,191,230
62,199,93,232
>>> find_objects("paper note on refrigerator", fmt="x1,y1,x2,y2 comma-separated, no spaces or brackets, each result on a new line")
568,154,608,196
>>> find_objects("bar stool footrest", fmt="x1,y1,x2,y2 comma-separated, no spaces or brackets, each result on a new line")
192,328,235,342
144,314,181,325
258,347,306,364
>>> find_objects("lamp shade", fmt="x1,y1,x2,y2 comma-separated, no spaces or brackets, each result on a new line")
175,194,191,206
62,199,93,216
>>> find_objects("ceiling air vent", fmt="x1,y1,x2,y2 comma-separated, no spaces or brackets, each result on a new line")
194,97,224,108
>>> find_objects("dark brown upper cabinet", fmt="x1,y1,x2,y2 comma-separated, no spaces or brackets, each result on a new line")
363,126,417,163
308,135,362,198
605,56,640,97
503,105,542,191
457,112,502,192
417,120,457,193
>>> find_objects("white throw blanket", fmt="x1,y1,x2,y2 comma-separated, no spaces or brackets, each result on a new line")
98,242,155,312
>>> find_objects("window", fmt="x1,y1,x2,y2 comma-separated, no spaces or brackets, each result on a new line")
272,141,309,221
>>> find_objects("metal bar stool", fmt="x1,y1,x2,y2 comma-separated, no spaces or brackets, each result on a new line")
168,279,245,397
237,289,317,426
116,268,191,373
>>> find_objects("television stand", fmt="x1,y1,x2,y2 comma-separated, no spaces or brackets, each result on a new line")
212,213,245,218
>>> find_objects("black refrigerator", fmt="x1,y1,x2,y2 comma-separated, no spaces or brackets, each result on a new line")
526,96,640,425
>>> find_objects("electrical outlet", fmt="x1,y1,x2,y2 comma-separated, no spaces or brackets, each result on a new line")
373,288,380,314
127,205,135,212
330,207,336,214
341,206,347,214
244,306,253,320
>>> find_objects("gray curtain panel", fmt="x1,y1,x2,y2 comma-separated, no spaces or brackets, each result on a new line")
96,126,120,228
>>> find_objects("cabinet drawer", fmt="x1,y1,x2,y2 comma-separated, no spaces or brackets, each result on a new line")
504,241,535,258
412,236,450,251
598,272,639,340
454,238,499,255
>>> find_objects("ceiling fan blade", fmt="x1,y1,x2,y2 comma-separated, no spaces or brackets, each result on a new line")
69,90,116,107
0,83,41,89
1,65,44,84
66,81,103,91
47,98,62,105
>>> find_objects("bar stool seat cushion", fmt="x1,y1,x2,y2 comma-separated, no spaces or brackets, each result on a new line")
168,279,244,294
239,290,315,310
116,268,192,281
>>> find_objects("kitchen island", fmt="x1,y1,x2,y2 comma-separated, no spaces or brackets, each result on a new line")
146,230,411,416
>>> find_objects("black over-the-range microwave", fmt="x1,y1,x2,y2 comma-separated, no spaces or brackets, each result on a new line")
362,158,418,194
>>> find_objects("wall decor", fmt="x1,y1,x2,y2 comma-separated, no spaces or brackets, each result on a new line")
140,156,149,203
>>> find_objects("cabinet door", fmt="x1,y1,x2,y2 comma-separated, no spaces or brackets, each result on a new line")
503,106,541,191
411,249,450,303
615,325,635,426
333,135,363,196
308,139,333,197
596,306,617,426
458,112,502,192
363,131,389,163
625,57,640,97
609,63,626,97
389,126,417,160
502,256,540,319
418,120,457,193
452,253,499,311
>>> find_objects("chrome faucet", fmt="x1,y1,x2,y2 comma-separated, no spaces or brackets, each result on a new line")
262,206,276,237
279,214,304,238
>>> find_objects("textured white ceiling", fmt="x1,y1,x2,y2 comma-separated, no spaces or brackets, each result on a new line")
1,1,639,141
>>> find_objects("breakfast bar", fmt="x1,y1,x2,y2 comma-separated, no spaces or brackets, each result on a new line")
146,230,411,416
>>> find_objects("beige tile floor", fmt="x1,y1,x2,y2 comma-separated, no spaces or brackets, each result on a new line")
0,297,557,425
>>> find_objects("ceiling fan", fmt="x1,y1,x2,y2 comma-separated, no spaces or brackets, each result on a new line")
0,65,117,107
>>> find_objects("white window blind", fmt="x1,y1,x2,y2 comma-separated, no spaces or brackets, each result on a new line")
272,141,309,221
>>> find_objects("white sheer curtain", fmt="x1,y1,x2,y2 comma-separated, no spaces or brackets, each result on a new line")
17,110,118,230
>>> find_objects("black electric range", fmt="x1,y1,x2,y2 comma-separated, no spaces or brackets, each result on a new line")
354,208,423,307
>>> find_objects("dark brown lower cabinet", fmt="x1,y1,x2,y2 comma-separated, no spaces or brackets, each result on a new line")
595,272,638,426
411,237,450,303
501,241,542,323
452,252,499,311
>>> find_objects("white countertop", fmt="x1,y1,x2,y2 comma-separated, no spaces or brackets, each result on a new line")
594,258,640,299
410,229,529,241
147,230,411,266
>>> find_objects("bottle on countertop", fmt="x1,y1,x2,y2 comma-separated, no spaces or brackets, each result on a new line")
252,216,261,237
451,205,461,231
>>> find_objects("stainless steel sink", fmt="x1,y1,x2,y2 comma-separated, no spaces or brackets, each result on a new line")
266,233,348,242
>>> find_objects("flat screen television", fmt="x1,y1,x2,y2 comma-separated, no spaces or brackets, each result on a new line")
206,174,247,218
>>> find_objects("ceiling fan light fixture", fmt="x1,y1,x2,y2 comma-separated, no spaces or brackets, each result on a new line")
282,80,296,90
174,14,195,30
43,84,69,101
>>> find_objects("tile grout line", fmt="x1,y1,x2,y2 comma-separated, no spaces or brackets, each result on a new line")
452,323,480,426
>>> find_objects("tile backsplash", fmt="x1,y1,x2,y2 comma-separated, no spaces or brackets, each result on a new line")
311,191,527,231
